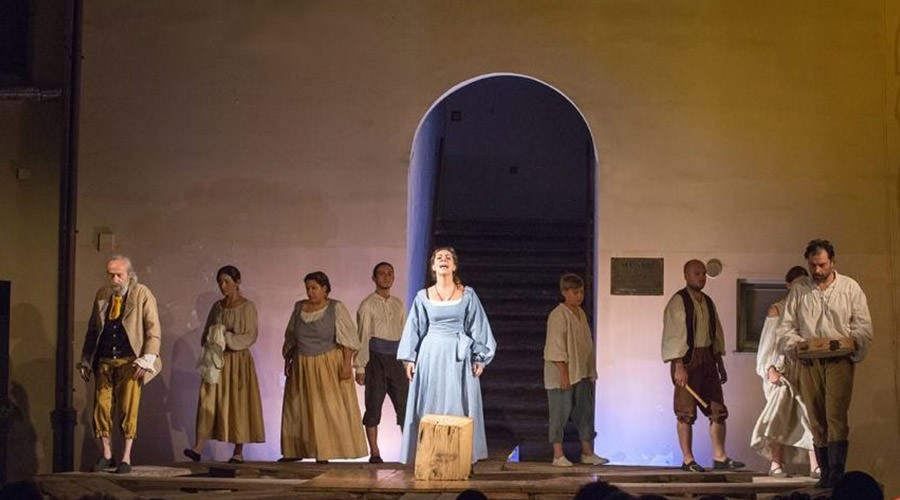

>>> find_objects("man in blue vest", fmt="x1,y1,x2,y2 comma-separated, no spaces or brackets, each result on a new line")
661,259,744,472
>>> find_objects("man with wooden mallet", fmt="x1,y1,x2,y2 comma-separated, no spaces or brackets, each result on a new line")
661,259,744,473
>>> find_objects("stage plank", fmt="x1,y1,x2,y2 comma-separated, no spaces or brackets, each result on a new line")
38,475,143,500
33,461,823,500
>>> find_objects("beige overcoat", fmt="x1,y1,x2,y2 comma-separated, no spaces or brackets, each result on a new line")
80,282,163,384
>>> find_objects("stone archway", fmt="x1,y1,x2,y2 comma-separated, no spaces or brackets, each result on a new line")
407,73,597,459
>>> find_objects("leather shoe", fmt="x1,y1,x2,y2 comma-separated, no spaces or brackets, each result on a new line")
680,460,705,472
92,456,112,472
712,457,745,470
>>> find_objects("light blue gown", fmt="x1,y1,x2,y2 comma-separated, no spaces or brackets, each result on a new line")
397,286,497,464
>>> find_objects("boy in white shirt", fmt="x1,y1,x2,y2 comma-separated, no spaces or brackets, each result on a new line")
543,273,608,467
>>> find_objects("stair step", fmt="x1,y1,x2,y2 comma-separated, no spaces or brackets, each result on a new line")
488,334,546,349
460,270,585,286
484,404,547,422
461,260,588,272
441,240,589,253
484,416,548,436
482,302,558,318
481,379,545,394
489,321,546,334
434,218,589,236
449,246,586,258
489,361,543,375
475,288,561,303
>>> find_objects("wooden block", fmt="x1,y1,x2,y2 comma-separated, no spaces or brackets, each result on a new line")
797,337,855,359
414,414,474,481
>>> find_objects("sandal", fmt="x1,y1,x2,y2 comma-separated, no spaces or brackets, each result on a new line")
680,460,705,472
810,466,821,479
227,455,244,464
768,465,787,478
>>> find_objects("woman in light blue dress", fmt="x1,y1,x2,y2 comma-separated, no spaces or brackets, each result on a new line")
398,247,497,464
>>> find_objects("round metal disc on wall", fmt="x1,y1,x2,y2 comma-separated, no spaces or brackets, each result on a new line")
706,258,723,278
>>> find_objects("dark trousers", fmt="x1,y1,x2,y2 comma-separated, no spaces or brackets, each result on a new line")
671,347,728,424
362,351,408,427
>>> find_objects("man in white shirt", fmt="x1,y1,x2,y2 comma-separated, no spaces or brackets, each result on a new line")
661,260,744,472
777,239,873,488
355,262,408,463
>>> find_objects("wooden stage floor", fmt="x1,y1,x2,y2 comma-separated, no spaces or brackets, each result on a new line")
35,460,827,500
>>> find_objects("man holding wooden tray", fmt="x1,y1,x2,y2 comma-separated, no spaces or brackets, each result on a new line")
661,259,744,473
777,239,874,488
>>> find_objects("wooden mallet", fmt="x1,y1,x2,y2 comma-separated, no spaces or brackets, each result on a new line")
684,383,709,408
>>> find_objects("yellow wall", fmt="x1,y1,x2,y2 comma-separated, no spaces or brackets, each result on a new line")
5,0,899,495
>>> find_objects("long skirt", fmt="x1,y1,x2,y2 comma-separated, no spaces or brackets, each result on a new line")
281,347,367,460
750,373,814,464
400,330,488,464
196,349,265,443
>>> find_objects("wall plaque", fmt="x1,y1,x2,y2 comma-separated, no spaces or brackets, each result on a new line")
610,258,663,295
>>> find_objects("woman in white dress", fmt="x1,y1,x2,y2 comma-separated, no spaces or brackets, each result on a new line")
750,266,820,478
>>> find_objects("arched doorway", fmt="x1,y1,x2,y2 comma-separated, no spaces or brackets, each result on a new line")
407,74,597,459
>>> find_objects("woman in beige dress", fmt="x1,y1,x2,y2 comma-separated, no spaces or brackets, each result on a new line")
750,265,819,478
280,271,367,461
184,265,265,463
